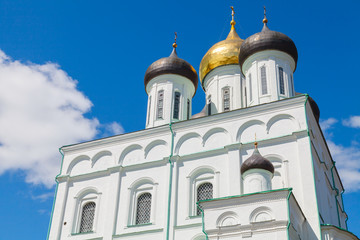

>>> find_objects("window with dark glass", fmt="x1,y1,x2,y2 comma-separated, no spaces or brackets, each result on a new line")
223,87,230,112
196,183,213,215
279,67,285,95
136,193,152,225
79,202,96,233
157,90,164,119
260,66,268,95
207,95,211,115
173,92,181,119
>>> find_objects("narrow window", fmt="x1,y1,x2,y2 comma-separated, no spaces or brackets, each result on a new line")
79,202,96,233
249,73,253,102
147,96,151,125
223,87,230,112
196,183,213,215
289,74,294,96
260,66,268,95
136,193,152,225
207,95,211,115
157,90,164,119
279,67,285,95
187,99,190,120
173,92,181,119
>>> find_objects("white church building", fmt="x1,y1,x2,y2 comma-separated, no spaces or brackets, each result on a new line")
48,8,359,240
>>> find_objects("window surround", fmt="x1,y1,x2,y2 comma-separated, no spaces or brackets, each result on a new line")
278,66,285,95
156,90,164,120
222,86,231,112
72,188,101,235
289,74,294,96
186,167,219,217
173,91,181,120
260,65,268,95
127,179,158,226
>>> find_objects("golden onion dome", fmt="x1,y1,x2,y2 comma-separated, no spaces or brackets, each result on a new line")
199,8,244,86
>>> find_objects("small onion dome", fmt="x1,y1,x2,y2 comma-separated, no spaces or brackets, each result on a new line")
239,18,298,74
241,143,274,175
199,17,244,86
144,44,198,92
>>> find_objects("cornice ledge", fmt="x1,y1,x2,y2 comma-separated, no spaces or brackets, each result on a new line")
61,125,169,154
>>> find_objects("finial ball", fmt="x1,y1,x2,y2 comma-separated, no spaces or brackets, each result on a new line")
172,43,177,48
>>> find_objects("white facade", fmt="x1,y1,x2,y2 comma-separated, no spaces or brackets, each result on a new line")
48,14,358,240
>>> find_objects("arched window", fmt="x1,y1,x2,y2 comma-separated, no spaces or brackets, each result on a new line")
278,67,285,95
260,66,268,95
222,87,230,112
79,202,96,233
136,193,152,224
157,90,164,119
173,92,181,119
197,183,213,215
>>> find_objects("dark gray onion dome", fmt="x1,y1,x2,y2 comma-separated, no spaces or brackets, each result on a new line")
144,46,198,91
241,145,274,174
239,20,298,74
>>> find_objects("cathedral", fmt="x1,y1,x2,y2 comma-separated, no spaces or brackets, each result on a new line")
48,7,359,240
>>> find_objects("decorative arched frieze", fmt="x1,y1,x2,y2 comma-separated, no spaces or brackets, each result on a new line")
216,211,239,227
266,114,299,136
91,150,113,169
249,206,274,223
144,139,168,161
175,132,202,156
236,119,266,143
202,127,230,149
119,144,143,166
67,155,91,176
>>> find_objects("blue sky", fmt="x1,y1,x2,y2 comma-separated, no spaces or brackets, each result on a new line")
0,0,359,239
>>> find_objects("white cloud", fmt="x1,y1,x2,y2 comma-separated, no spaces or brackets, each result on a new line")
320,117,338,131
327,140,360,192
343,116,360,128
0,50,123,188
102,122,124,137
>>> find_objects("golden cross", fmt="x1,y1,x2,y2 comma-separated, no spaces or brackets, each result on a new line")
263,6,266,18
231,6,235,21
